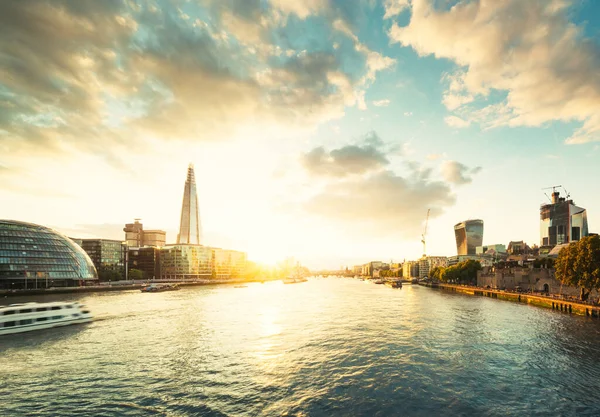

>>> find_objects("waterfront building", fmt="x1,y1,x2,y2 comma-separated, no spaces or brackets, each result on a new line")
213,248,247,279
124,219,166,248
418,256,448,279
0,220,97,289
80,239,125,281
362,261,383,278
448,254,493,267
352,265,363,275
402,261,419,279
454,220,484,255
128,247,161,280
177,164,201,245
540,190,588,247
507,241,530,255
159,245,212,280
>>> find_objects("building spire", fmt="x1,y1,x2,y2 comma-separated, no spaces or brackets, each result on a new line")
177,164,201,245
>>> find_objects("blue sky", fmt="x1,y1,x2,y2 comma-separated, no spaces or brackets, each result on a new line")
0,0,599,268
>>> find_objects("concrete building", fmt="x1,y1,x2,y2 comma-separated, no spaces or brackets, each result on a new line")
177,164,201,245
477,266,580,297
124,219,166,248
403,261,419,279
418,256,448,279
476,244,506,255
454,220,484,255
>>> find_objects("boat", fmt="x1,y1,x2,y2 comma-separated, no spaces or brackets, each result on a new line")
283,262,308,284
384,280,403,288
140,283,180,293
0,302,92,336
373,279,384,284
234,285,247,288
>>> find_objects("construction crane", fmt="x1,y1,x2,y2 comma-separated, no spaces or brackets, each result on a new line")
421,209,430,257
542,185,570,202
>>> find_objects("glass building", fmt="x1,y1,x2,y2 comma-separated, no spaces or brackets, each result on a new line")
214,249,247,279
128,247,160,280
177,164,201,245
454,220,484,255
160,245,213,280
80,239,125,281
540,191,588,246
0,220,98,289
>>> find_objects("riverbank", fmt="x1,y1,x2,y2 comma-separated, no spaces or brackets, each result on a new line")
420,282,600,318
0,278,277,298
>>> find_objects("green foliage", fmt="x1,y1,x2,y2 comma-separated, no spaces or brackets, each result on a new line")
437,260,482,285
129,269,144,281
429,266,443,281
98,267,123,282
555,235,600,301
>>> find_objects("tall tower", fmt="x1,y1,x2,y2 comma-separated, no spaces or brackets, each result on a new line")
177,164,201,245
454,219,484,255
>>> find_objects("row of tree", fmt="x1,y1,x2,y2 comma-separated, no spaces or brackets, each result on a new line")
555,235,600,301
429,259,482,285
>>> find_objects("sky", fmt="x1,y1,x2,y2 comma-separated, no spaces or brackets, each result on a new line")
1,0,600,269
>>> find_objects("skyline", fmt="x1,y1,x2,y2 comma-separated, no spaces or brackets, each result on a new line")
1,0,600,268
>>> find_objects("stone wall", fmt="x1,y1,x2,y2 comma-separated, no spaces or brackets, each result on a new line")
477,267,580,297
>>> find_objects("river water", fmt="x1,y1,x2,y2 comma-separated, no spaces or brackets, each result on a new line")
2,278,600,416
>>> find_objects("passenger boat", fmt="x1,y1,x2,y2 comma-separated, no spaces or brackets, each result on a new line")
283,277,308,284
0,302,92,336
140,283,180,292
384,280,403,288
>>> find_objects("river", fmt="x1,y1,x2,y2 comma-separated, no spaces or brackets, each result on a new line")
2,278,600,416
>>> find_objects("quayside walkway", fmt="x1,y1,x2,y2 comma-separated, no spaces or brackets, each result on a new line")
421,282,600,318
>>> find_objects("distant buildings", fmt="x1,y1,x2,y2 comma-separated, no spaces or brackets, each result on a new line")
418,256,448,279
540,190,588,246
160,245,213,280
128,247,160,280
0,220,98,289
454,220,484,255
403,261,419,279
123,219,166,247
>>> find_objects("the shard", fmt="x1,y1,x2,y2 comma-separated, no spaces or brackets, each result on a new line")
177,164,201,245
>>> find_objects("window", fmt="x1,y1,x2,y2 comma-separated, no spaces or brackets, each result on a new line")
51,316,62,320
20,319,32,325
3,310,15,315
4,321,16,327
35,307,47,312
36,317,48,322
19,309,32,314
50,306,61,310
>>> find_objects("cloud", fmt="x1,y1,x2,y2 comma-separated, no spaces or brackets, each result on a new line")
373,99,391,107
383,0,411,19
389,0,600,144
441,161,481,185
0,0,395,164
444,115,471,128
302,132,389,177
404,112,413,116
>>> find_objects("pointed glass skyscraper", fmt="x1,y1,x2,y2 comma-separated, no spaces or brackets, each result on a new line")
177,164,201,245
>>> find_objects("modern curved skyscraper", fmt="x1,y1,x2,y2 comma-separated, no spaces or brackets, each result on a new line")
177,164,201,245
454,220,484,255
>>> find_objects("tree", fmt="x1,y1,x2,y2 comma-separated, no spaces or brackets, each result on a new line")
129,269,144,281
555,235,600,301
438,260,481,284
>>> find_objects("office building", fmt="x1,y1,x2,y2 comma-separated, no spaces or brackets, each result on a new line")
476,244,506,255
0,220,97,289
540,190,588,246
177,164,201,245
403,261,419,279
123,219,166,248
418,256,448,279
128,247,160,280
454,220,484,255
214,248,247,279
80,239,125,281
159,245,212,280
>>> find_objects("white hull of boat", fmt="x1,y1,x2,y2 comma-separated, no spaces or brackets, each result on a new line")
0,317,92,336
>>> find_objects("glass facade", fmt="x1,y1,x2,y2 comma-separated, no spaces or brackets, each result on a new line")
454,220,484,255
177,164,201,245
214,249,247,279
160,245,212,280
540,199,588,246
128,247,160,280
80,239,124,281
0,220,98,289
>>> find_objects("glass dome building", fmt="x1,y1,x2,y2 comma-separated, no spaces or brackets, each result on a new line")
0,220,98,290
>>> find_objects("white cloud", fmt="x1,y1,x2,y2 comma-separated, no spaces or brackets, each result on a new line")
373,99,391,107
383,0,411,19
444,115,470,128
441,161,481,185
389,0,600,144
404,111,413,116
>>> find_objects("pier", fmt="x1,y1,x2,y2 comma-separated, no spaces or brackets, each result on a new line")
421,282,600,318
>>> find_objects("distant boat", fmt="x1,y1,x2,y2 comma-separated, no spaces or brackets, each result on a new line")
234,285,247,288
284,262,308,284
385,280,402,289
141,283,180,293
0,302,92,336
